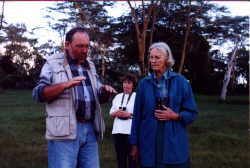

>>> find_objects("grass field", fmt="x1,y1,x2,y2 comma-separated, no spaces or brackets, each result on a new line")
0,90,248,168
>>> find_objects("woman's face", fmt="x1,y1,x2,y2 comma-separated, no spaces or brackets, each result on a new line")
149,48,168,72
123,80,133,94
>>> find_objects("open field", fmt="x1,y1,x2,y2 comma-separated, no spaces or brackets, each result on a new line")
0,90,248,168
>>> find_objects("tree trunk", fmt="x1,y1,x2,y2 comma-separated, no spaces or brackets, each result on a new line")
147,3,162,75
138,38,145,75
178,0,191,74
220,39,240,101
0,0,5,30
127,0,159,77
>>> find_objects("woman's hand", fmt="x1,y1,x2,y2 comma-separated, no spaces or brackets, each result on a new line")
110,109,122,118
110,110,132,119
117,111,132,119
154,105,180,121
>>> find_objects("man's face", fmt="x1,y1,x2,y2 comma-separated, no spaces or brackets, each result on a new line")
66,32,89,62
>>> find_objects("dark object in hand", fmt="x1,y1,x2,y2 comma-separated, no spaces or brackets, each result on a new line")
118,106,129,120
155,97,165,110
119,106,126,111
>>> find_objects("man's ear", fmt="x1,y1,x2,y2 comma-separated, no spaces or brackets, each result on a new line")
65,41,70,49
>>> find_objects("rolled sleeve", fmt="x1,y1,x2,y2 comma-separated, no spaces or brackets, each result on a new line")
32,62,52,103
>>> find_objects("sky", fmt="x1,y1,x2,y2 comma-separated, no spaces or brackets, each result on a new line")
1,1,250,46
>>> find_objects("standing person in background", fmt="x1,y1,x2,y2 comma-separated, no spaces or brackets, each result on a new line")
110,74,137,168
32,27,117,168
130,42,198,168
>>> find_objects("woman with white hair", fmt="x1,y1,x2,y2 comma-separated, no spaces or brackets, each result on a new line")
129,42,198,168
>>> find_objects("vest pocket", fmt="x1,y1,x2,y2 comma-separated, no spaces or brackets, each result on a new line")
46,116,70,137
52,68,68,84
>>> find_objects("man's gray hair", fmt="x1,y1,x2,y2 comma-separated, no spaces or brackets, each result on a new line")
149,42,175,68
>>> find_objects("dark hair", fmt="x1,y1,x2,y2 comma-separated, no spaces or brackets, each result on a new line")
122,74,137,89
65,27,89,43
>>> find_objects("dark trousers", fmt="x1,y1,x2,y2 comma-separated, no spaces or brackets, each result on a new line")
113,134,136,168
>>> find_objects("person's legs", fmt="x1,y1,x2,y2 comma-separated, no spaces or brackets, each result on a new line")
48,139,79,168
113,134,128,168
77,122,100,168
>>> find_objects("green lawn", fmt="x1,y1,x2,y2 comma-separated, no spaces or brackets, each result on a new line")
0,90,248,168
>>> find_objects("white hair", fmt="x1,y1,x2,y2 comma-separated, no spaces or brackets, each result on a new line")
149,42,175,68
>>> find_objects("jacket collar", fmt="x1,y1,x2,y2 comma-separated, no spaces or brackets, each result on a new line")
145,70,178,81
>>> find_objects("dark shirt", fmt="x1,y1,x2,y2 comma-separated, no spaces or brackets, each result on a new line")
152,70,170,106
67,56,96,121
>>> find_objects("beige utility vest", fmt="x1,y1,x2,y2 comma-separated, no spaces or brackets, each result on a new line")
45,53,105,140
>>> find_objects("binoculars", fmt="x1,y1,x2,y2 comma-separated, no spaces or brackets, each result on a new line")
119,107,127,111
155,97,168,110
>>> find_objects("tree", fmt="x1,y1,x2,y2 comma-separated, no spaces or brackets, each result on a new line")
0,24,40,88
220,37,241,101
41,1,249,94
45,1,114,80
111,1,248,93
178,0,192,74
127,0,161,76
0,0,5,30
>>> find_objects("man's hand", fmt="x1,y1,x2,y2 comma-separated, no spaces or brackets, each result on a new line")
101,85,117,94
154,105,180,121
43,76,86,102
64,76,86,89
99,85,117,104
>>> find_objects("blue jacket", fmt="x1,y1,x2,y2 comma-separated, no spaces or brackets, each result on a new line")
129,71,198,166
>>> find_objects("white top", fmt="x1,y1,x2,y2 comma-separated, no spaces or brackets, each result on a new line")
109,92,136,135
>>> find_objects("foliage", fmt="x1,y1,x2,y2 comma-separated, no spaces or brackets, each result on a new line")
0,1,248,94
44,1,114,51
109,1,249,93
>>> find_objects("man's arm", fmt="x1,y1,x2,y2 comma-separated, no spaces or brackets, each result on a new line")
43,76,85,102
32,62,85,102
32,62,52,103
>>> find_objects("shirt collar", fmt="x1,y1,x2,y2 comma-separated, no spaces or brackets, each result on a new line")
152,70,169,81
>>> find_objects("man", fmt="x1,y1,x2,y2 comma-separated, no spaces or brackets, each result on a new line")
32,27,117,168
